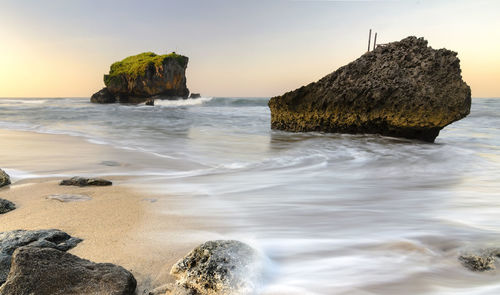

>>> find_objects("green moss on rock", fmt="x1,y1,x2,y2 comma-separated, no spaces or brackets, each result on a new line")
103,52,188,86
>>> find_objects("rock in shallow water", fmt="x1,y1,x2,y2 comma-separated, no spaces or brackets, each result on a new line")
0,229,82,285
0,200,15,214
170,240,264,295
0,170,10,188
90,87,116,104
459,248,500,272
60,176,112,187
0,247,136,295
268,36,471,142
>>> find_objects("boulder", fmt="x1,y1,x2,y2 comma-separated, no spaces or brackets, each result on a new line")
0,247,136,295
0,229,81,285
91,52,189,104
0,200,15,215
268,36,471,142
189,93,201,99
145,99,155,106
170,240,263,295
91,87,116,104
60,176,112,187
0,170,10,188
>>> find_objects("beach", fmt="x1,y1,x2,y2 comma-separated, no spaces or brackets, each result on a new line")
0,129,206,293
1,97,500,294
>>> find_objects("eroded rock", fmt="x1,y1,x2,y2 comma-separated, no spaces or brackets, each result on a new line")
90,87,116,104
0,200,15,215
0,229,81,285
0,247,136,295
60,176,112,187
170,240,263,295
268,36,471,142
459,248,500,272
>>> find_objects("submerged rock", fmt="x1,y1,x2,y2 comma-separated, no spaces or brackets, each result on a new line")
145,99,155,106
459,248,500,272
170,240,263,295
0,200,15,214
60,176,112,187
0,170,10,188
268,36,471,142
46,194,92,202
91,52,189,104
0,229,81,285
189,93,201,99
0,247,136,295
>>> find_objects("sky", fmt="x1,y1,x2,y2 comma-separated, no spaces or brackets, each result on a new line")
0,0,499,98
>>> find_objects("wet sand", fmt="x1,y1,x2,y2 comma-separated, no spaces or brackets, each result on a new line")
0,129,204,292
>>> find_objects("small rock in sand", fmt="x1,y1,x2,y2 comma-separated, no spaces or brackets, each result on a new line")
100,160,122,167
0,170,10,188
60,176,112,187
0,199,15,214
46,194,92,202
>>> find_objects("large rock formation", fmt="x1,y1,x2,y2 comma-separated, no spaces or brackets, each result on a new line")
268,36,471,142
91,52,190,104
170,240,263,295
0,229,82,285
0,247,136,295
0,170,10,188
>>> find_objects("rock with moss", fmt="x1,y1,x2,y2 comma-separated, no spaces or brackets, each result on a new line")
268,36,471,142
0,170,10,188
170,240,264,295
91,52,190,104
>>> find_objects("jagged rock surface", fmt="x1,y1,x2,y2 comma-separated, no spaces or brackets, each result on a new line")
268,36,471,142
459,248,500,272
0,247,136,295
0,170,10,188
91,52,189,104
170,240,263,295
0,200,15,215
60,176,112,187
0,229,82,285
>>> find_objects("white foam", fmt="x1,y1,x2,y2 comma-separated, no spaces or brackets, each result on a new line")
153,97,213,107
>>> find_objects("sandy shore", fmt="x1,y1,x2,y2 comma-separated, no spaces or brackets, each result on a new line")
0,129,206,293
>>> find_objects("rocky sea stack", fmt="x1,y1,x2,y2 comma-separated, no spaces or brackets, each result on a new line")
268,36,471,142
91,52,189,104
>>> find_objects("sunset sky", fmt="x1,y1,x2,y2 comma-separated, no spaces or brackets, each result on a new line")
0,0,499,98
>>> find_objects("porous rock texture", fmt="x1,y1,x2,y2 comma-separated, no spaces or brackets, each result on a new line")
170,240,263,295
459,248,500,272
0,247,136,295
0,170,10,188
268,36,471,142
0,229,82,285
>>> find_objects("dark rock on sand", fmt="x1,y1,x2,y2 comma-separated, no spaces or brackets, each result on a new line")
0,170,10,188
0,229,81,285
91,52,189,104
60,176,112,187
189,93,201,99
170,240,263,295
268,36,471,142
0,200,15,215
459,248,500,271
90,87,116,104
0,247,136,295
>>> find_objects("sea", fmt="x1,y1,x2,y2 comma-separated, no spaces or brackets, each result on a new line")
1,97,500,294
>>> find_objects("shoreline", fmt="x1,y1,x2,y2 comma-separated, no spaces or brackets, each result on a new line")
0,129,207,293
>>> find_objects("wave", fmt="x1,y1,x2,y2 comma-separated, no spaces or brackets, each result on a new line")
152,97,269,108
0,99,48,104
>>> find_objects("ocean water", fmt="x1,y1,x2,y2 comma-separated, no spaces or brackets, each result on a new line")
1,97,500,294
